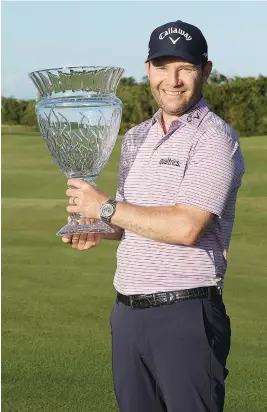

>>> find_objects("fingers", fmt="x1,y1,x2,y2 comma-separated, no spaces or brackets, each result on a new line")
61,216,74,244
61,218,101,250
72,233,90,250
67,179,85,189
62,235,72,244
84,235,97,249
66,218,98,250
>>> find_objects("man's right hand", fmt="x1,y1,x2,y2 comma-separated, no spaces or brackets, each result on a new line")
62,217,103,250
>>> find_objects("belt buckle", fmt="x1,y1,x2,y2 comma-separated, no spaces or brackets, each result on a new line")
208,286,222,299
217,287,223,296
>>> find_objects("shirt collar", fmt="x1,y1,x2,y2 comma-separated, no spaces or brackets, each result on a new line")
151,96,210,130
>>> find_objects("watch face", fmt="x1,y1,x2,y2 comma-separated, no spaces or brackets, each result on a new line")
102,204,114,217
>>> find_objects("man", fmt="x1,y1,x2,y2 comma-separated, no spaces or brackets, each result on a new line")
63,20,245,412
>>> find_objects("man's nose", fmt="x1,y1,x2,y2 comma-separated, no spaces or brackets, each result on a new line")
167,70,183,87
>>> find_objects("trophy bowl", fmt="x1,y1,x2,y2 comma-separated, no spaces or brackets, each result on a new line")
28,65,124,236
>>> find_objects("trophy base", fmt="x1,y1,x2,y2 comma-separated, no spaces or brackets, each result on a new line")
56,219,115,236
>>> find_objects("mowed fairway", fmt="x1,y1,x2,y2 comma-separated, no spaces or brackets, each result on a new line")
2,127,267,412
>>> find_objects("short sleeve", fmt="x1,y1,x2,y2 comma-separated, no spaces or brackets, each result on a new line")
115,188,124,202
176,131,245,217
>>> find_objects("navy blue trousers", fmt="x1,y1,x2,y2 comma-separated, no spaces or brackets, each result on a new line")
110,295,231,412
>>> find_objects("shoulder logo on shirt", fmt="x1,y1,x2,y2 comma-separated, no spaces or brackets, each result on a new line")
159,158,180,167
187,112,200,122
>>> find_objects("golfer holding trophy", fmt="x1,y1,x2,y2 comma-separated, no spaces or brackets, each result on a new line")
30,18,245,412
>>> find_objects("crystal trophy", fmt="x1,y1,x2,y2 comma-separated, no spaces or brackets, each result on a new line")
29,66,124,236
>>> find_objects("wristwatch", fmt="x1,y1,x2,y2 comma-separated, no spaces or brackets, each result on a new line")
100,199,118,224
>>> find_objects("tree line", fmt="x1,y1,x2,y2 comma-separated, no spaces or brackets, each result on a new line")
2,72,267,137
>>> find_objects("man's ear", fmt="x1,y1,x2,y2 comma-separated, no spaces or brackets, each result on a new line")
144,62,150,77
203,61,213,83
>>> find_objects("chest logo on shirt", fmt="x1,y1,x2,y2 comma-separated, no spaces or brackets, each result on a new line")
159,158,180,167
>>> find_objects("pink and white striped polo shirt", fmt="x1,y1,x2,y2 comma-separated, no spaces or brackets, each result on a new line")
114,97,245,295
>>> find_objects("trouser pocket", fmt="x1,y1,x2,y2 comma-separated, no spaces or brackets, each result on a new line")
200,297,231,376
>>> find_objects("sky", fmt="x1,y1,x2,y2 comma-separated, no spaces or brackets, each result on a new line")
1,0,267,100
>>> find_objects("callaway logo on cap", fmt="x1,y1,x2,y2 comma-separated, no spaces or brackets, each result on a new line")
146,20,208,66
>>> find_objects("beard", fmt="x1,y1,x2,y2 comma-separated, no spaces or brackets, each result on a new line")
151,85,202,116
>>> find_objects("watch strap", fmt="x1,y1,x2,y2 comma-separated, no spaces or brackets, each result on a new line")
100,199,118,223
107,199,118,207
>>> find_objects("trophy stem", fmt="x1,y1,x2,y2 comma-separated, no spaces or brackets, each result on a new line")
56,177,115,237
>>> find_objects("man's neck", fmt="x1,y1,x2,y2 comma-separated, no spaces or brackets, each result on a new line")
161,95,202,134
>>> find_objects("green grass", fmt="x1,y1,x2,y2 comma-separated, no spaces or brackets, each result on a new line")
2,127,267,411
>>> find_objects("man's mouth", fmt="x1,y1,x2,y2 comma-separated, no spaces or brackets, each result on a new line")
163,90,185,96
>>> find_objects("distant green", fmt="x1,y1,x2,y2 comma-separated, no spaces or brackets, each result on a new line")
2,127,267,411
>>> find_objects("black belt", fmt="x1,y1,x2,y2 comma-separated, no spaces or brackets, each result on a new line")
117,286,222,309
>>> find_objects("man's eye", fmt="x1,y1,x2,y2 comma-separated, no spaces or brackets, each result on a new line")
156,67,166,71
181,68,193,72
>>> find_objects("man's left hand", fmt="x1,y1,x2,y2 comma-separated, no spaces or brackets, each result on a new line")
66,179,110,219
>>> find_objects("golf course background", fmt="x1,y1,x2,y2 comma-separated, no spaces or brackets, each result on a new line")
2,126,267,411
